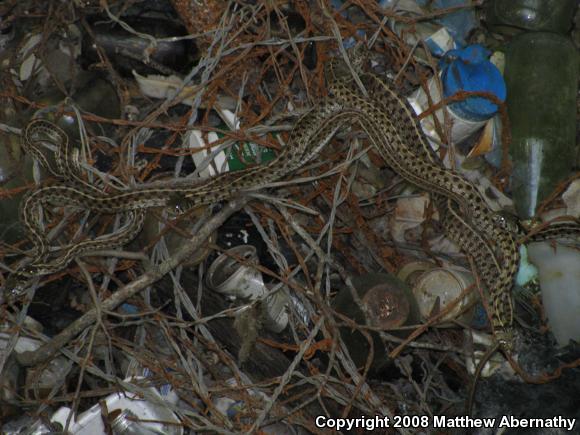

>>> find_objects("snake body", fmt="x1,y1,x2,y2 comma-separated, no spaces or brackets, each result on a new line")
8,103,356,288
5,50,538,349
326,59,519,347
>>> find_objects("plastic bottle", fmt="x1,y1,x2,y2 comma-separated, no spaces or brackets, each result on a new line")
504,32,579,219
409,44,506,144
528,242,580,347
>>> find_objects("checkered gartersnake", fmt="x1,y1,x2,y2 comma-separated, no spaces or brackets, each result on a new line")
6,50,579,351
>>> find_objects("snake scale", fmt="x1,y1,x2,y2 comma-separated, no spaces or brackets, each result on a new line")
8,48,576,354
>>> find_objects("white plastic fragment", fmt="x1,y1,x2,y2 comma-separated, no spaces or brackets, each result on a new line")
528,242,580,347
18,34,42,81
562,179,580,217
50,377,183,434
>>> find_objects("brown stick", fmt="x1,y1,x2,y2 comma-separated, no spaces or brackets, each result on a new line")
16,198,248,367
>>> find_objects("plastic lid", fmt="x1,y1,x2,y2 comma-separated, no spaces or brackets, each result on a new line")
440,44,506,121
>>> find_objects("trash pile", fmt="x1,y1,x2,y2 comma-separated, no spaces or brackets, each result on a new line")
1,1,579,434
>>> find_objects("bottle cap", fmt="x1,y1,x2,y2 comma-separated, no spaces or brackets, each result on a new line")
441,44,506,121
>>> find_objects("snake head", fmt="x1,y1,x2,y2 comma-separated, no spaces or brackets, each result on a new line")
495,328,515,353
492,211,522,235
325,44,372,94
3,267,35,301
168,193,193,214
349,43,371,72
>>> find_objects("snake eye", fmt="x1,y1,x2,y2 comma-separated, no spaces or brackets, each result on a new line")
493,214,506,226
19,266,36,277
499,338,513,352
173,203,185,215
493,211,521,234
167,194,187,214
3,276,26,300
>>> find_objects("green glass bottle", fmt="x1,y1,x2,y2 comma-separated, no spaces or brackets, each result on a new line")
504,32,579,219
486,0,577,36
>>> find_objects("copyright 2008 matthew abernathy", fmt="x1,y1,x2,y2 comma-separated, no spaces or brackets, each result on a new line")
314,415,576,432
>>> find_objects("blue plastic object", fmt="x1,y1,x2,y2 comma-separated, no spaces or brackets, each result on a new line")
423,34,456,58
416,0,477,47
120,303,139,314
440,44,506,122
471,303,490,329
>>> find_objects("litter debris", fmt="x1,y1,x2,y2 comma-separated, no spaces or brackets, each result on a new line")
0,1,578,433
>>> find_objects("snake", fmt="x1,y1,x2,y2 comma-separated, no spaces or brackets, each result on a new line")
7,48,578,353
13,120,147,276
5,102,357,295
20,119,93,190
325,55,519,348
